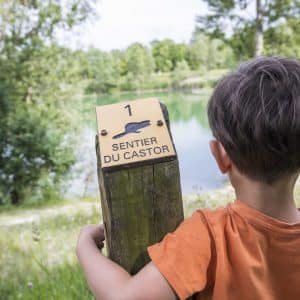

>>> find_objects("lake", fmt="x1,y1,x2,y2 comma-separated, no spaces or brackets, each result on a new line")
68,91,227,197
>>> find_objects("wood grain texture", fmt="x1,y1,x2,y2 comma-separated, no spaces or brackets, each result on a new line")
96,103,184,274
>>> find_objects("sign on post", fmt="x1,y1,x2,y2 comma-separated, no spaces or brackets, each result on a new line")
95,98,184,274
96,98,176,169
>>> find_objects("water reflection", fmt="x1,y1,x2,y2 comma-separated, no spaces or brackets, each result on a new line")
171,118,226,193
68,92,226,196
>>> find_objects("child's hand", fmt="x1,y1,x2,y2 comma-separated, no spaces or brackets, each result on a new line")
76,223,177,300
77,224,105,250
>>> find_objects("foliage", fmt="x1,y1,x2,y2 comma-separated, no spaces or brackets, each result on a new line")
73,5,300,95
152,39,188,72
124,43,155,76
187,31,235,70
197,0,300,59
0,200,100,299
0,0,98,204
0,104,75,205
171,60,191,85
82,34,235,94
84,43,156,93
228,24,256,61
264,17,300,57
123,43,155,90
83,49,121,94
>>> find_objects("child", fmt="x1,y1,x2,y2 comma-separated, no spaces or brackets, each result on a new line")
76,57,300,300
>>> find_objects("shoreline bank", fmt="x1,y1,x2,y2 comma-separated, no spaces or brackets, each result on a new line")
2,180,300,224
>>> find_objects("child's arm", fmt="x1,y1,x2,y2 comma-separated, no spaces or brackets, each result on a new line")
76,224,177,300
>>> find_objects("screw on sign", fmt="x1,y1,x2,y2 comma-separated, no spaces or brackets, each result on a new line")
101,129,107,136
157,120,163,126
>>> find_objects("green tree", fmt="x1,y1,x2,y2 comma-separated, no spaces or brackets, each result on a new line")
0,0,98,205
264,17,300,57
171,60,190,85
125,43,154,76
228,24,256,61
123,43,155,90
198,0,300,58
152,39,188,72
84,49,121,94
186,31,235,70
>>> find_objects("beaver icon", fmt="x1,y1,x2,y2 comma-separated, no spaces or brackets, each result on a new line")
113,120,151,139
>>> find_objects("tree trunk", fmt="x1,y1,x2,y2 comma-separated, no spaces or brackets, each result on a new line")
10,175,21,205
10,189,20,205
255,0,264,56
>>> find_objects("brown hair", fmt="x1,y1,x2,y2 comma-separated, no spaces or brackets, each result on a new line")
208,57,300,183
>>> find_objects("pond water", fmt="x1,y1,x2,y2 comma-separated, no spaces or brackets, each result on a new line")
68,91,227,197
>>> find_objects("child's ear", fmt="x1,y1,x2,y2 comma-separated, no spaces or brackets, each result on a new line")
209,140,231,174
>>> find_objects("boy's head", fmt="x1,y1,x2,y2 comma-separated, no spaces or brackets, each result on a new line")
208,57,300,183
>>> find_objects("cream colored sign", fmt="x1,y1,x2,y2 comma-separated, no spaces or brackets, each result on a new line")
96,98,176,168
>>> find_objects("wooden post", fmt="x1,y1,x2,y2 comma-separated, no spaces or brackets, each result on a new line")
96,98,184,274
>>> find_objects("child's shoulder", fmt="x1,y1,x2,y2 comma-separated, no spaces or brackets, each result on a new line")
192,199,300,236
189,200,251,236
191,201,234,226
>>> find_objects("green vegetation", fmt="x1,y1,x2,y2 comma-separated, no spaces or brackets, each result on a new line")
198,0,300,58
1,1,300,207
0,200,99,299
0,1,97,205
1,183,300,299
82,34,235,94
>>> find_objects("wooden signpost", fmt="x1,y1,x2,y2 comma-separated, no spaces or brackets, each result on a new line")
96,98,184,274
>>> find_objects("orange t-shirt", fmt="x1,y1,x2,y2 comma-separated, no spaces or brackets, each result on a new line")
147,200,300,300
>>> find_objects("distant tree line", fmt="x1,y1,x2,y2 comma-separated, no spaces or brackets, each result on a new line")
74,33,235,94
73,14,300,95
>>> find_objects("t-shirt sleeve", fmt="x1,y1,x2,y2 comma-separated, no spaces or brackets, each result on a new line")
147,211,212,300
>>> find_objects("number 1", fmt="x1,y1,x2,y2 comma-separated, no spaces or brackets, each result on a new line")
125,104,132,116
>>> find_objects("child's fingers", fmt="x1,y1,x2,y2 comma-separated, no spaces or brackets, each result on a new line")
95,239,105,249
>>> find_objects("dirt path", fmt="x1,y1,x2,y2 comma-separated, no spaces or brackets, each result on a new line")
0,201,99,227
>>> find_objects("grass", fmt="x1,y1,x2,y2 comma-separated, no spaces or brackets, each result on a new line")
1,182,300,299
0,201,99,300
